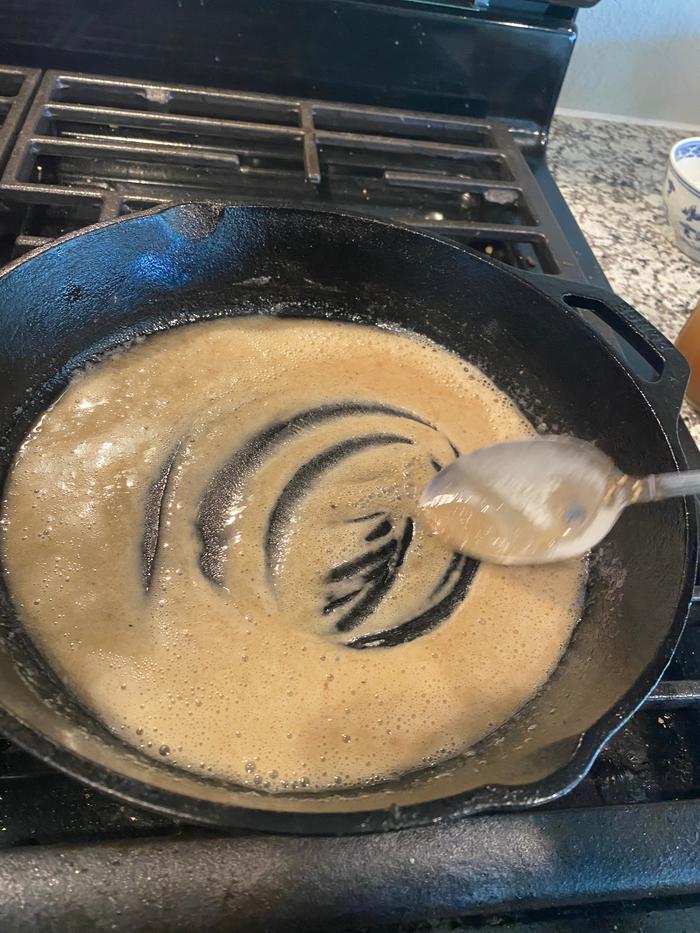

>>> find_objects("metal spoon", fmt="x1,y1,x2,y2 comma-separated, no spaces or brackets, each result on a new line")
419,435,700,565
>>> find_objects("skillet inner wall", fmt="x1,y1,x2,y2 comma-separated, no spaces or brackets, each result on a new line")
0,205,688,811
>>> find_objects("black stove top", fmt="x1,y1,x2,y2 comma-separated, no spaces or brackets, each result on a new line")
0,69,594,281
2,5,700,929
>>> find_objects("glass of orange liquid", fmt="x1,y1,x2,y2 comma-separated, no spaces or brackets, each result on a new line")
675,300,700,410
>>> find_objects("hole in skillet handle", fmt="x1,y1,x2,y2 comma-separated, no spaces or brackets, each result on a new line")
561,292,663,383
529,274,690,438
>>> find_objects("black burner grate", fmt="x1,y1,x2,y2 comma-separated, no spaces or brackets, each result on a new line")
0,65,39,173
0,70,585,276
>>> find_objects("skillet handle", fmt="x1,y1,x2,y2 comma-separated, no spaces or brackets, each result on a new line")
531,275,689,437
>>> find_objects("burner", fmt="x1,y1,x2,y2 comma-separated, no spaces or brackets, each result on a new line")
0,71,584,277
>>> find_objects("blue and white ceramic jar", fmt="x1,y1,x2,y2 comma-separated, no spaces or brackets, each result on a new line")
664,137,700,263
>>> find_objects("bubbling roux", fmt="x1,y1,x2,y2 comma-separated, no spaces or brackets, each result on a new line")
1,318,585,791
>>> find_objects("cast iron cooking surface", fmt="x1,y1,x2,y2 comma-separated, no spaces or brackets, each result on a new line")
0,203,694,838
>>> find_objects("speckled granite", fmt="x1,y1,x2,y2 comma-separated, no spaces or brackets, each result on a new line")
549,115,700,445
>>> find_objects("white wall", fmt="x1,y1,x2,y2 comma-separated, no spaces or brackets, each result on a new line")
557,0,700,126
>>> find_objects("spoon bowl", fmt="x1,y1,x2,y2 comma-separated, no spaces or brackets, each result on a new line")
420,436,644,564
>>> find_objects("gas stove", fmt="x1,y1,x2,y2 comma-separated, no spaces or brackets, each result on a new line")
1,2,700,931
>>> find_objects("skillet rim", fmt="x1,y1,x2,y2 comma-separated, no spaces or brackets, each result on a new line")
0,201,695,835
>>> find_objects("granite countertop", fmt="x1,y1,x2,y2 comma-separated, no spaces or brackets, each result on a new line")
548,115,700,445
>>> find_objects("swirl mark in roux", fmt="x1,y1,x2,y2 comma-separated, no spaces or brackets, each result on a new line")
195,402,431,585
146,402,475,649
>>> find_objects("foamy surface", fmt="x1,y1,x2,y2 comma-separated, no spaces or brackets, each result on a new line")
1,318,585,791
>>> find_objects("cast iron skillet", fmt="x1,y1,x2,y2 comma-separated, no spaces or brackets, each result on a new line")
0,203,695,834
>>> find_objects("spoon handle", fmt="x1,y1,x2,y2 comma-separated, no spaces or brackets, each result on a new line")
638,470,700,502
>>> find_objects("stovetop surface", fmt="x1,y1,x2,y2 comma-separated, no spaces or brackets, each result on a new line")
1,62,700,932
0,69,592,279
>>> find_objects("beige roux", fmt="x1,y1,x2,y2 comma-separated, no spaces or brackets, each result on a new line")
1,318,585,791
